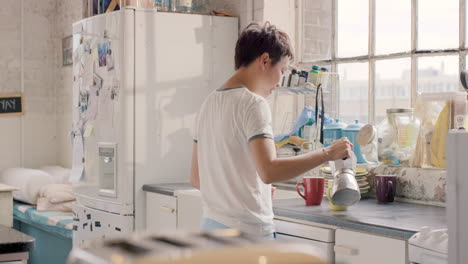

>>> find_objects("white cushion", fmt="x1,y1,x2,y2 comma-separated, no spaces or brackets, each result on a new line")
39,166,71,184
0,168,54,205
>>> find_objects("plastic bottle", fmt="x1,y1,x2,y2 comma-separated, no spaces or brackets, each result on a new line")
299,117,314,140
288,69,299,87
308,65,320,86
298,71,307,86
281,69,291,87
318,67,329,89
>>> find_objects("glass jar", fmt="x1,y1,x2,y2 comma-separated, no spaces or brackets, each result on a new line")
300,142,322,179
176,0,192,12
125,0,154,8
377,108,419,166
154,0,170,11
192,0,208,14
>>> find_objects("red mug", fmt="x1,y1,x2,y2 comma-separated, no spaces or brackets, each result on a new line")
296,177,325,206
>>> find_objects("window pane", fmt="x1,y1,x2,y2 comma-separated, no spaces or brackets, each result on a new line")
301,0,332,61
337,62,369,124
418,55,460,93
418,0,458,50
375,58,412,123
337,0,368,57
375,0,411,55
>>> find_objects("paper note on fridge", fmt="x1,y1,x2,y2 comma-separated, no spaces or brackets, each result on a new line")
87,85,99,121
70,130,85,183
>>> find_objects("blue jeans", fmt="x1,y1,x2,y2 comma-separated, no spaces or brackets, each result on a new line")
200,218,276,239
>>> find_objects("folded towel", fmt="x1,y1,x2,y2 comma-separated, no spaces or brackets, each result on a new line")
36,197,73,212
39,184,75,204
0,168,53,205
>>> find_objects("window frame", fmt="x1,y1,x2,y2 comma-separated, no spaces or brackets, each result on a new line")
298,0,467,125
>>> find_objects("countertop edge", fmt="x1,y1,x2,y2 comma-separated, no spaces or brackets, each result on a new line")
273,207,416,240
142,183,193,196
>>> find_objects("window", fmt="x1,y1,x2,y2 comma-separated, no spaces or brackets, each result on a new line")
375,58,411,123
337,62,369,124
299,0,465,124
337,0,368,57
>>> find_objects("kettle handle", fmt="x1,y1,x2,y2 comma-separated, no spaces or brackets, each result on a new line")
296,182,306,200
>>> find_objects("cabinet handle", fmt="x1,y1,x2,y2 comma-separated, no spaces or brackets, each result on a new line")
159,206,176,213
334,245,359,256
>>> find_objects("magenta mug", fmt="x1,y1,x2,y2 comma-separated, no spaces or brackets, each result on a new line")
375,175,396,203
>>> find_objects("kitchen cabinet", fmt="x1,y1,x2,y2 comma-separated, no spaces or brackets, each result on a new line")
274,219,335,263
176,190,203,231
146,192,177,231
146,190,203,232
334,229,407,264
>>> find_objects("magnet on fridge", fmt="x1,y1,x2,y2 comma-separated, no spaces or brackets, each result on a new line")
79,90,89,112
84,40,91,54
98,42,109,67
93,73,103,94
83,123,94,138
110,89,117,100
110,78,119,100
106,49,114,71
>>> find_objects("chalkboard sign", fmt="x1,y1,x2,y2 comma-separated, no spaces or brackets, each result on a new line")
0,94,23,116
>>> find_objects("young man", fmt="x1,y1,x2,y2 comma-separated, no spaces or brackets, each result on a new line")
190,22,352,237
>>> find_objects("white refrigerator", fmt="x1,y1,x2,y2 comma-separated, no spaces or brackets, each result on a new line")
71,7,237,247
447,129,468,264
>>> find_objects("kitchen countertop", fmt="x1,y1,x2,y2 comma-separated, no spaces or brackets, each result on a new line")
0,225,34,254
142,183,193,196
273,198,446,240
143,183,446,240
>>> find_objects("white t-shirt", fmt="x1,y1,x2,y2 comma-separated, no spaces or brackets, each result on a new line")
194,87,275,236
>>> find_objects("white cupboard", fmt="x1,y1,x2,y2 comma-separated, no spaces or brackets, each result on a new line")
334,229,407,264
146,190,203,232
274,219,335,263
176,190,203,231
146,192,177,231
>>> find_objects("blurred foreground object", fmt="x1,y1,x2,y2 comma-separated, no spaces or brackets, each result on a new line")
68,229,325,264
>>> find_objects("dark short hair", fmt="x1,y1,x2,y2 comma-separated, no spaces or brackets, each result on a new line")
235,22,294,70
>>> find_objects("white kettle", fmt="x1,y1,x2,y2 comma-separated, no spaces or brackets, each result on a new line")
329,152,361,207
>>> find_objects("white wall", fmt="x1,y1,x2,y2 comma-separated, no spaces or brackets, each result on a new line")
0,0,22,170
207,0,253,31
263,0,297,58
54,0,83,168
0,0,81,171
23,0,58,168
0,0,58,170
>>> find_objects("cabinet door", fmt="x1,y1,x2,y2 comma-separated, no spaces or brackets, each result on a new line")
335,229,407,264
146,193,177,232
276,233,334,263
176,190,203,231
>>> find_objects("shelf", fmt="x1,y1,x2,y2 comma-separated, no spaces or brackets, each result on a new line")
276,86,331,95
